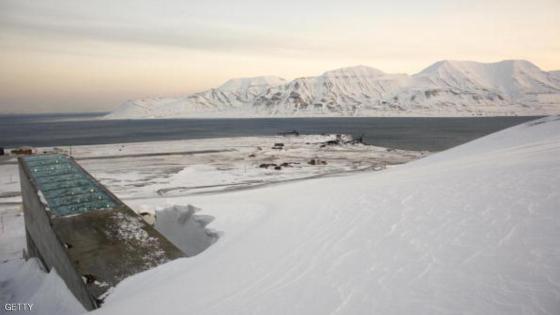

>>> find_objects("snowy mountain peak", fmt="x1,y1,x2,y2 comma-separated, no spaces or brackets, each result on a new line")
217,76,287,92
412,59,560,100
321,65,386,78
497,59,540,70
418,59,542,77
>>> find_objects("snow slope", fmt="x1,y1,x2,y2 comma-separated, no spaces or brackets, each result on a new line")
92,116,560,314
106,60,560,119
550,70,560,85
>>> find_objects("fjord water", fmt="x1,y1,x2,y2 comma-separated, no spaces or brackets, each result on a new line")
0,114,539,151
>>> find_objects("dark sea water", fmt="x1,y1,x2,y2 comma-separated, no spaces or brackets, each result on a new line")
0,113,540,151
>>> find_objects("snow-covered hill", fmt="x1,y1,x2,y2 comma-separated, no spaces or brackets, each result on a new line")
400,60,560,115
253,66,409,116
90,116,560,314
105,60,560,119
107,76,287,119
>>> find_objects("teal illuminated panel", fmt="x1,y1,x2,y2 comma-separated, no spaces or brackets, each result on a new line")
22,155,118,216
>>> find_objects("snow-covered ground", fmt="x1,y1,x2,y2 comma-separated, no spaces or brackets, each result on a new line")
0,259,85,314
0,134,423,204
2,117,560,314
0,134,421,314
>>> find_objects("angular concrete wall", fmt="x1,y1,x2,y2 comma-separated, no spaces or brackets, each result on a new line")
19,155,184,310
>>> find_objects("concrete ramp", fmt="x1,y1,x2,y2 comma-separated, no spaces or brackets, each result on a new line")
18,154,184,310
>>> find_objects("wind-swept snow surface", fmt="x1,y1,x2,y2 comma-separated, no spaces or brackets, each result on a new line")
93,116,560,315
106,60,560,118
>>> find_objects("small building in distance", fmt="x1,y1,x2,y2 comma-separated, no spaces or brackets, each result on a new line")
11,146,35,155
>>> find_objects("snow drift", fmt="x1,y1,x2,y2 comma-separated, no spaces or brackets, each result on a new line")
105,60,560,119
92,115,560,314
0,259,85,315
154,205,219,256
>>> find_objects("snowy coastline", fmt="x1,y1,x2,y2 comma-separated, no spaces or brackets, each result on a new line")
0,134,424,204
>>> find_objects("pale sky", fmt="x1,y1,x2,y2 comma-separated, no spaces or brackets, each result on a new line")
0,0,559,113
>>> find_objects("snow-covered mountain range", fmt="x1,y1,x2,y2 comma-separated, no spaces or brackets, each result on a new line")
105,60,560,119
